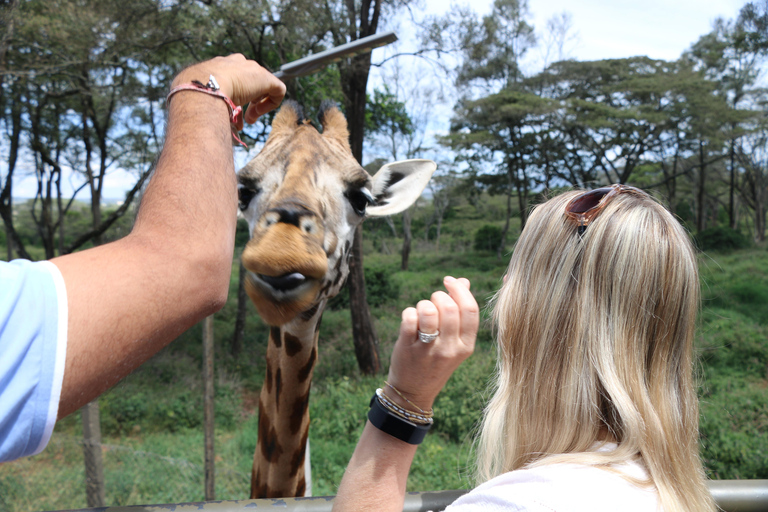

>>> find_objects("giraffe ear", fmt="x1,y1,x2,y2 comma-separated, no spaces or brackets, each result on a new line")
366,159,437,217
268,101,302,137
319,101,351,150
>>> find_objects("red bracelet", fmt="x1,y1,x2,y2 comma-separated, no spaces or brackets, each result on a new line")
167,75,248,149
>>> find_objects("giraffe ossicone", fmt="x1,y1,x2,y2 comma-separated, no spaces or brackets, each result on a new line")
237,100,435,499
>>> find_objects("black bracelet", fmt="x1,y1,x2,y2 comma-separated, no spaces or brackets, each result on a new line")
368,394,431,445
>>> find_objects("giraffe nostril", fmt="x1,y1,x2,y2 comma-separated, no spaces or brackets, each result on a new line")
259,272,307,291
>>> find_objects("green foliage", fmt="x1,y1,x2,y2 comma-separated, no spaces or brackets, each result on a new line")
473,224,503,252
697,310,768,479
327,264,400,310
696,226,753,252
700,248,768,325
365,86,413,137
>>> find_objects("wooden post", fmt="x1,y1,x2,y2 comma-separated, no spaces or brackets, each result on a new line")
82,400,105,507
203,315,215,500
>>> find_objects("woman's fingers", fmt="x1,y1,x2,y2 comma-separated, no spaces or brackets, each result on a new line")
444,276,479,347
415,300,439,341
399,307,418,341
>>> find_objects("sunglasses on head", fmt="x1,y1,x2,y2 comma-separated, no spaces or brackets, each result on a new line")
565,184,649,235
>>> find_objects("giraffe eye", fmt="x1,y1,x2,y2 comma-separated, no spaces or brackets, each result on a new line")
238,183,260,211
346,187,374,216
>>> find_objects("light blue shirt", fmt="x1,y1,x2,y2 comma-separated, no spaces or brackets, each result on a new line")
0,259,67,462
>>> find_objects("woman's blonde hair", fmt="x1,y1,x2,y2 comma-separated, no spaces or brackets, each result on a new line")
477,189,715,511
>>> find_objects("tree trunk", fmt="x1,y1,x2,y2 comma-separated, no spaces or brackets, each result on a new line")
347,226,380,374
729,138,737,230
696,142,707,233
4,224,12,260
401,207,412,271
341,52,380,375
232,258,247,356
497,183,513,260
81,401,105,508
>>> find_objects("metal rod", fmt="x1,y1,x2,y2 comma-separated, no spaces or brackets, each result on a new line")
274,31,398,80
53,481,768,512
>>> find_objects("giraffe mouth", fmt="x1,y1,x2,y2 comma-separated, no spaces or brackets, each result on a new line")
247,271,319,301
257,272,307,292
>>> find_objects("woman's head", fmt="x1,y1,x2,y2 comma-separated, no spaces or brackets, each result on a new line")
477,186,713,510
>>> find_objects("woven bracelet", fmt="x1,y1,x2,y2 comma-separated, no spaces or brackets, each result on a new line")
166,75,247,149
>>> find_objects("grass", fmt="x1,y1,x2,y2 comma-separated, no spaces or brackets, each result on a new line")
1,232,766,510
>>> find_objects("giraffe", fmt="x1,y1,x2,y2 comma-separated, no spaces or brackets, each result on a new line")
236,100,435,499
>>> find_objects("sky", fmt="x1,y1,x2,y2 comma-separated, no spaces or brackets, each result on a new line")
10,0,752,199
459,0,747,63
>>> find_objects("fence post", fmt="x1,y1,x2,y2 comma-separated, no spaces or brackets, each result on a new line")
203,315,215,500
81,400,105,507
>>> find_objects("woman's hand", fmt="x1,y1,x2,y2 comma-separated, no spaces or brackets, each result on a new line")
386,276,479,410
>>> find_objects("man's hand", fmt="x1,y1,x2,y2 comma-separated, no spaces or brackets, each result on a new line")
171,54,286,128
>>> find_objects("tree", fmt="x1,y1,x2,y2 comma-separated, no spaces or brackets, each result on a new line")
737,104,768,242
322,0,419,375
688,3,768,229
364,79,433,270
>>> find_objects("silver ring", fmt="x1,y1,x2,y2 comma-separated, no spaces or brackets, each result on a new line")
417,330,439,343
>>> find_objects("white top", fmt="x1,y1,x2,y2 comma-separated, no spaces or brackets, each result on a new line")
445,454,660,511
0,260,68,462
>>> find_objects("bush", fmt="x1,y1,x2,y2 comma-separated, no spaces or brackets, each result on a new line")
696,226,751,252
327,264,400,310
473,224,502,252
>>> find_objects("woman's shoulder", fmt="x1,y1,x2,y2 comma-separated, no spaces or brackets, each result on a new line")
446,459,660,512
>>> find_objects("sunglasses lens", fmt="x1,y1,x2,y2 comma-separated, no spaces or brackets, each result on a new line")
567,188,612,214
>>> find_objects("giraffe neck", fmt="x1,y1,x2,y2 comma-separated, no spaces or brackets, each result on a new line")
251,309,322,499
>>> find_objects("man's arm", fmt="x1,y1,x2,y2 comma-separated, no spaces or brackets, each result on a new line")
51,55,285,419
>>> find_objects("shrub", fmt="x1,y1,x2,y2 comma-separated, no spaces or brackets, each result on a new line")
473,224,502,252
101,392,149,434
695,226,751,252
328,264,400,310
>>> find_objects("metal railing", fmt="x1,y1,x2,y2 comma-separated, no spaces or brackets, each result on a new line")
57,480,768,512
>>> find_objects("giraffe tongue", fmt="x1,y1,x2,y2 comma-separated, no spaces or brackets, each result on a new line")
259,272,307,291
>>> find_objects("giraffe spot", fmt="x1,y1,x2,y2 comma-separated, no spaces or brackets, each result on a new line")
271,326,282,348
265,364,273,394
275,368,282,411
289,391,310,435
332,267,344,287
295,477,306,497
289,429,309,478
319,279,332,297
257,406,283,464
297,346,317,384
300,303,320,322
284,332,303,357
251,470,268,499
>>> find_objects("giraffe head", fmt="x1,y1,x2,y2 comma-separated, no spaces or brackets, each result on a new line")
237,100,435,326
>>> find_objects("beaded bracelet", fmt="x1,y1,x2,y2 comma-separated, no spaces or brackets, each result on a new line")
376,389,433,425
